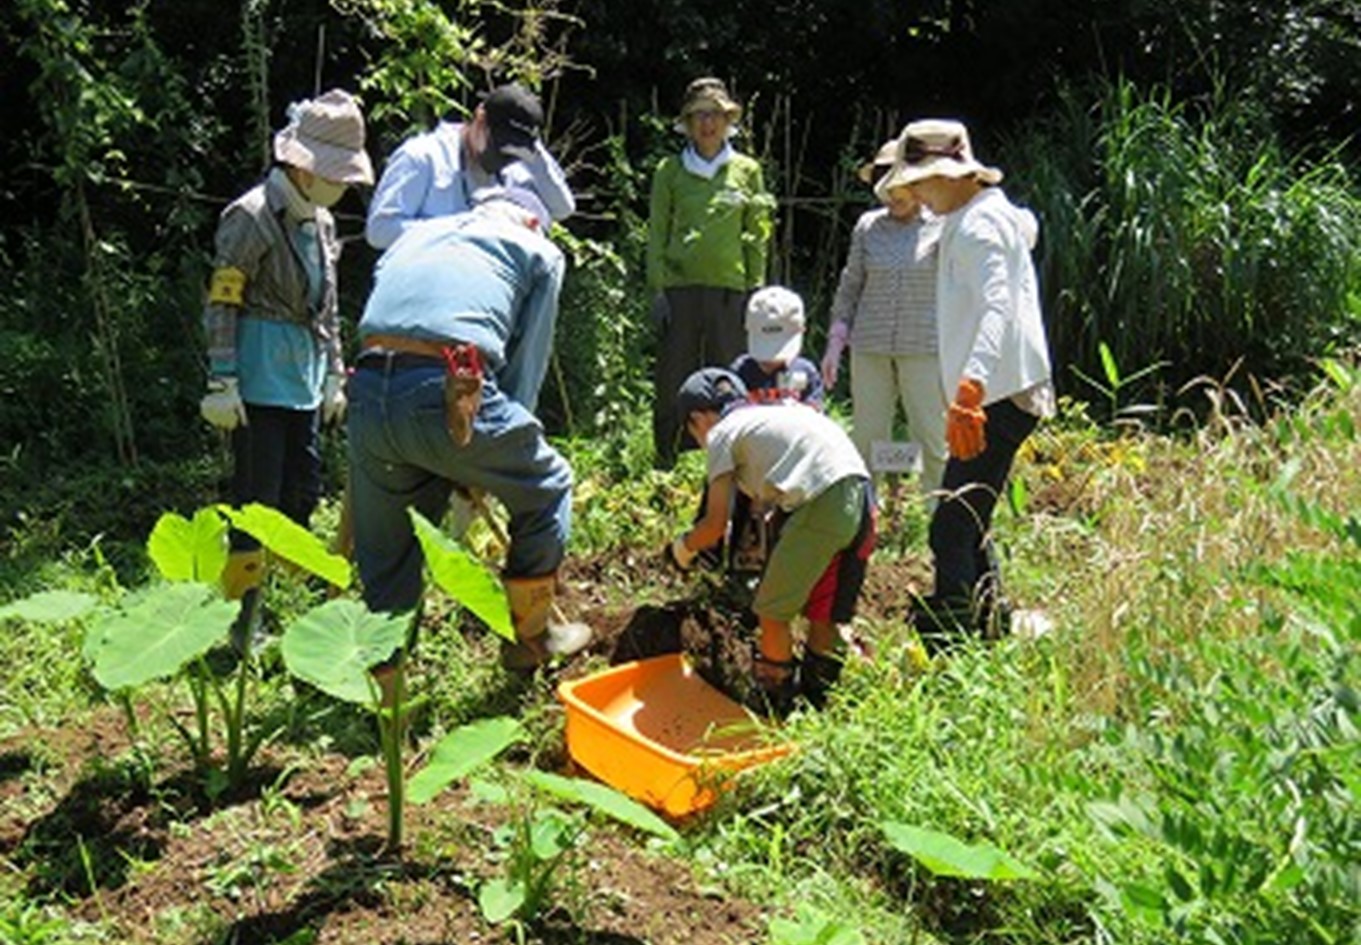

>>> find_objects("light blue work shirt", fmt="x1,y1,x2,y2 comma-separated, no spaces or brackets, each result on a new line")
358,209,565,412
365,121,576,250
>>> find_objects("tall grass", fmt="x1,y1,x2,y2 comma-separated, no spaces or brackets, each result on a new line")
695,359,1361,943
1007,76,1361,410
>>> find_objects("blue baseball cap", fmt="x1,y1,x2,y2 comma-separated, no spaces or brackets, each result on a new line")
676,367,748,421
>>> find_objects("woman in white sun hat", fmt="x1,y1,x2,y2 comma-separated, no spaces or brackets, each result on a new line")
875,118,1053,652
199,89,373,608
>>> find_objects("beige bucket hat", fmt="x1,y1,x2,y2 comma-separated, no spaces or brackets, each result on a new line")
676,77,743,127
857,138,899,185
273,89,374,185
875,118,1002,201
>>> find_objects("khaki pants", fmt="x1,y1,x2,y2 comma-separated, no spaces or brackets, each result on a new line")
849,350,948,494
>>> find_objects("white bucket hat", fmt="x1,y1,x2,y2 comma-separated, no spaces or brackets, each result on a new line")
875,118,1002,202
273,89,374,185
745,286,806,363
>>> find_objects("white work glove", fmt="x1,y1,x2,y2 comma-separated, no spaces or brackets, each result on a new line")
666,534,698,571
820,320,849,389
321,373,347,425
200,377,247,431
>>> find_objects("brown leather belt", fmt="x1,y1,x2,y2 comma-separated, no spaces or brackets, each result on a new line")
360,333,485,447
361,333,456,358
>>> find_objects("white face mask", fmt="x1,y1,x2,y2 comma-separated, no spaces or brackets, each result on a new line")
302,177,347,208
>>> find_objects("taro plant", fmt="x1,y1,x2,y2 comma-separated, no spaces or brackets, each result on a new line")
881,822,1039,883
408,721,680,934
280,597,411,849
768,904,867,945
79,502,350,799
281,506,515,852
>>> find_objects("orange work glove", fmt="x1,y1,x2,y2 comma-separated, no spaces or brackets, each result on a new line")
946,378,987,460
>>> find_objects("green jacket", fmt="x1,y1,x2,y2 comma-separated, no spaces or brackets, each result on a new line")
646,151,772,293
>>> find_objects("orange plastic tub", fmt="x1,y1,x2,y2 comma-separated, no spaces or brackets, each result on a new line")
558,653,794,817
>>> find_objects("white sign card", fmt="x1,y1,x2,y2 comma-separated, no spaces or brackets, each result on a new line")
870,439,922,474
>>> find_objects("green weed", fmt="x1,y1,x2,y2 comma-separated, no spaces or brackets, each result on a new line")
0,901,89,945
469,768,679,934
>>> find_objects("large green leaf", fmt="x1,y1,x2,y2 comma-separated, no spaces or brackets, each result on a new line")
528,810,575,860
882,822,1038,881
90,583,238,690
219,503,351,588
521,770,680,842
769,904,867,945
409,508,513,640
0,590,98,624
478,877,526,924
407,716,525,804
147,508,228,583
280,599,408,705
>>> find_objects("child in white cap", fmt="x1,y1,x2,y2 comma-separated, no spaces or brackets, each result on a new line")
685,287,824,574
730,285,825,408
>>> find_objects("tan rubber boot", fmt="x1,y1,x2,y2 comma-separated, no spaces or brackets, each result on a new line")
501,573,592,671
221,549,265,601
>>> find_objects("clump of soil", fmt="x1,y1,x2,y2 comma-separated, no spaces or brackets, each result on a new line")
562,551,932,706
602,578,760,705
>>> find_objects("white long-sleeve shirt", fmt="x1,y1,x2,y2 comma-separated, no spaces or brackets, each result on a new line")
936,187,1054,416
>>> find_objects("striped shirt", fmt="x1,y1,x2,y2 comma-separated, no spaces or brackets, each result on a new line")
828,207,941,355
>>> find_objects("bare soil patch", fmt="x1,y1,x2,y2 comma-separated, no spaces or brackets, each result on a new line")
0,549,931,943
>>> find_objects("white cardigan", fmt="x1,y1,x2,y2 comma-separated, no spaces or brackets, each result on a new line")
936,187,1053,415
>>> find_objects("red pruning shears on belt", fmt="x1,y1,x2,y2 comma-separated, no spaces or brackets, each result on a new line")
441,342,484,447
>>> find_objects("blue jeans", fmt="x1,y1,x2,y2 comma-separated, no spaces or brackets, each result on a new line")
346,357,573,614
929,398,1038,606
230,403,322,551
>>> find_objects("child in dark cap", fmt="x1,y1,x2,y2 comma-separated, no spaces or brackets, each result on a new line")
668,368,875,710
694,286,824,574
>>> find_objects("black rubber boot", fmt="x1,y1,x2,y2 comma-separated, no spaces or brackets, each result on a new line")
748,653,799,719
800,649,844,710
909,595,978,658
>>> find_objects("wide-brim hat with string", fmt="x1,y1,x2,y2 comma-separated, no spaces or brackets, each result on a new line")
674,77,742,131
874,118,1002,201
273,89,374,185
